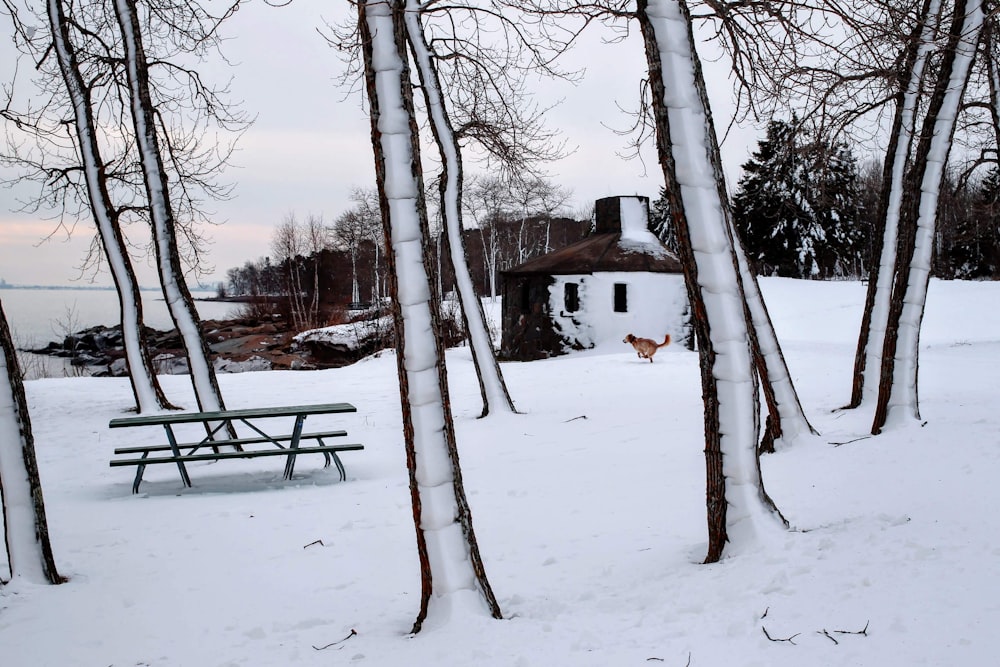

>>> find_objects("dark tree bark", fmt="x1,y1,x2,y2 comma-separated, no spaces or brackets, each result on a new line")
45,0,175,413
358,0,501,632
637,0,788,564
847,0,936,411
112,0,232,433
0,299,64,586
402,0,517,418
872,0,985,433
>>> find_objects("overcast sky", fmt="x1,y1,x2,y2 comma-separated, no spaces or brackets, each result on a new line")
0,0,761,288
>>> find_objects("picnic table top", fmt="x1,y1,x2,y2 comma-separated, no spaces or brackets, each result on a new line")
108,402,357,429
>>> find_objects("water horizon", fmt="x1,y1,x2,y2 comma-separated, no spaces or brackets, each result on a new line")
2,286,238,348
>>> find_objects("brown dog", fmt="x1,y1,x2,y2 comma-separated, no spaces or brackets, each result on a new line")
623,333,671,362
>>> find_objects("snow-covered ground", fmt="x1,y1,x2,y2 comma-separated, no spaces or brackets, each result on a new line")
1,278,998,666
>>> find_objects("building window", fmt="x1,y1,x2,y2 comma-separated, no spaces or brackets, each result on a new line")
564,282,579,312
614,283,628,313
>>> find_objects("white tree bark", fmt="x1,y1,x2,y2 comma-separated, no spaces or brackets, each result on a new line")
403,0,517,417
639,0,786,561
856,0,942,408
45,0,172,413
112,0,229,420
732,233,816,446
880,0,985,429
359,0,500,632
0,300,63,586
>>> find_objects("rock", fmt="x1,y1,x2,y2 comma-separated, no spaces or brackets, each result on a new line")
23,311,403,375
214,356,272,373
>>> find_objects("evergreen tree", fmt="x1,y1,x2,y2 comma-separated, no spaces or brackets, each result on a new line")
733,119,867,278
945,169,1000,278
650,187,679,254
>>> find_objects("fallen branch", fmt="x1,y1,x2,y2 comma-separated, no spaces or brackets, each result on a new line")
303,540,324,549
835,621,870,637
818,629,839,644
312,628,357,651
563,415,588,422
762,626,799,644
830,435,871,447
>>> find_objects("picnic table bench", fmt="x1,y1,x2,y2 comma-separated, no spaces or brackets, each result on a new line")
109,403,363,493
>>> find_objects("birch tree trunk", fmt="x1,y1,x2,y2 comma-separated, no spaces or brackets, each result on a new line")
403,0,517,417
872,0,985,433
359,0,501,632
0,300,63,586
45,0,174,414
848,0,941,410
732,236,816,453
638,0,786,563
112,0,231,425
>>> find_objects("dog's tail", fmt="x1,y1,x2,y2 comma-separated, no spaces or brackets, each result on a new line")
659,334,671,348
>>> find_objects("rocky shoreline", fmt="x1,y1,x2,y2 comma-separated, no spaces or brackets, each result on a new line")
25,315,392,377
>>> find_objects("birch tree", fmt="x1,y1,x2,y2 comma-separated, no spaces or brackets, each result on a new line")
357,0,501,631
111,0,231,421
872,0,986,432
0,299,63,587
848,0,943,410
402,0,516,417
636,0,789,561
46,0,173,412
3,0,174,413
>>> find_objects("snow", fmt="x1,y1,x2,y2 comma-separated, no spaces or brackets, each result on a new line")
2,278,998,664
294,317,391,351
616,196,670,258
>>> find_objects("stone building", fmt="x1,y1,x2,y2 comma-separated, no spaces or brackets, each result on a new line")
500,195,688,360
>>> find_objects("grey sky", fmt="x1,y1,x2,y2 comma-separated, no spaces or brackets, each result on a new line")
0,0,758,288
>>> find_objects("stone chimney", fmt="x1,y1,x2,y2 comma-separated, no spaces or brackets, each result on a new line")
594,195,651,235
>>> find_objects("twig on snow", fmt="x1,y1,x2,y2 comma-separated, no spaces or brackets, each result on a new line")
830,435,871,447
303,539,324,549
835,620,870,636
563,415,588,422
762,626,799,644
312,628,357,651
818,629,839,644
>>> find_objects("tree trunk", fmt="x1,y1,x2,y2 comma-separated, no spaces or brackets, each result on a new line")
403,0,517,417
872,0,984,433
0,300,64,586
46,0,174,413
638,0,786,564
112,0,232,433
359,0,501,632
848,0,940,410
732,232,816,453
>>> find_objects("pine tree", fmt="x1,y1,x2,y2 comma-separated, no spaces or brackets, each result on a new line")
733,119,866,279
650,187,679,254
946,169,1000,279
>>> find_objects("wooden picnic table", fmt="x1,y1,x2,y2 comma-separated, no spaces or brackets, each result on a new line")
109,402,363,493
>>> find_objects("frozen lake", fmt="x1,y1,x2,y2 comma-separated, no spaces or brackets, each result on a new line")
1,287,240,378
1,287,239,347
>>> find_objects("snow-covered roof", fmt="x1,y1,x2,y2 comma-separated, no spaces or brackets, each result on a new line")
504,196,682,276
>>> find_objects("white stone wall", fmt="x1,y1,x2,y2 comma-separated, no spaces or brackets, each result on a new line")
548,272,688,353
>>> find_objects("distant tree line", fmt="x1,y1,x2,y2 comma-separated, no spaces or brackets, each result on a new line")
221,176,584,329
653,118,1000,282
